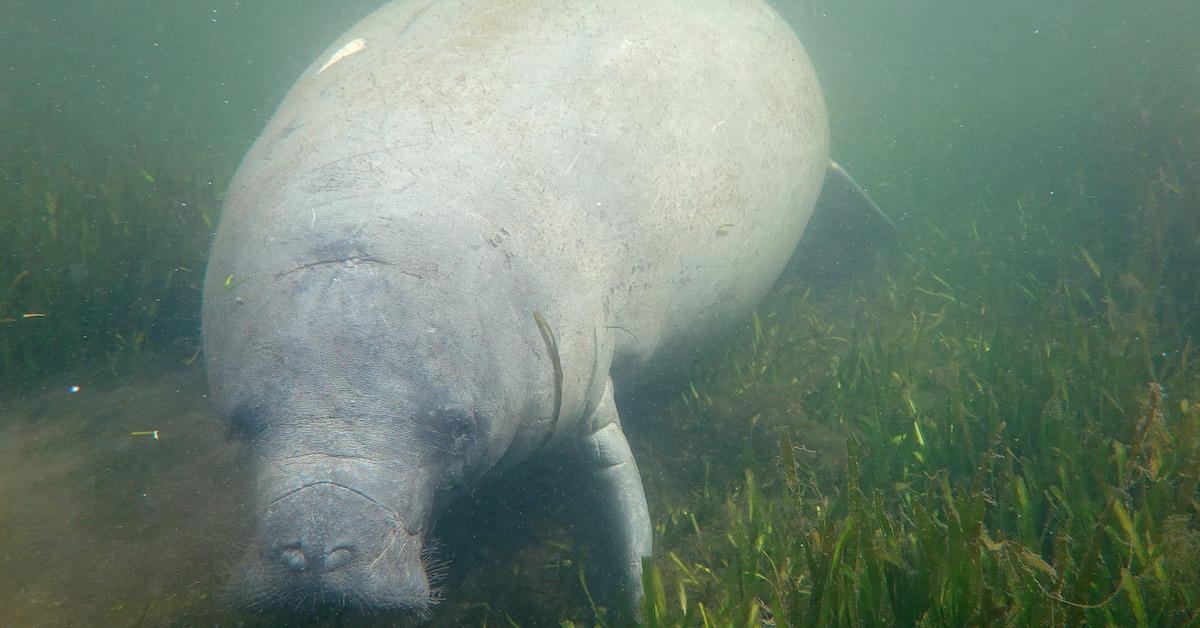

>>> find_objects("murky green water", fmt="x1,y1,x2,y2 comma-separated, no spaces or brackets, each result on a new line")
2,1,1197,625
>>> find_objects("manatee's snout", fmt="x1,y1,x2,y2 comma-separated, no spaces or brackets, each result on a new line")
236,482,432,612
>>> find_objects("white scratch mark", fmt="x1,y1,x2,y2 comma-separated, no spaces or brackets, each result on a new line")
711,120,727,133
311,207,316,227
317,38,367,75
564,149,583,175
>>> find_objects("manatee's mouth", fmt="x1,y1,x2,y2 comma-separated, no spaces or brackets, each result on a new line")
231,483,437,615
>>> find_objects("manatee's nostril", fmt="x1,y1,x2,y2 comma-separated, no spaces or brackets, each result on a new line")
324,546,355,571
280,545,309,572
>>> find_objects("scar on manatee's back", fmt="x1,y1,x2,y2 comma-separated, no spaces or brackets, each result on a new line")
275,255,394,280
317,38,367,75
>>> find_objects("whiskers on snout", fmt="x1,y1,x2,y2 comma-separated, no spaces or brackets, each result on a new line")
420,536,449,608
229,533,443,621
227,476,440,619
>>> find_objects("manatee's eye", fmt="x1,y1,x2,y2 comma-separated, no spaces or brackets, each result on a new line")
227,402,266,438
434,403,476,456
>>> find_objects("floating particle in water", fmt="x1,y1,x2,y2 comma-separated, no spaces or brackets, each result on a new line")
66,385,80,394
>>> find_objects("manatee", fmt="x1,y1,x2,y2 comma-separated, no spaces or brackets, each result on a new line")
201,0,879,616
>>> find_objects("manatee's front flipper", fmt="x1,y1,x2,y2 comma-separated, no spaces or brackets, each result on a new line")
578,378,652,618
785,159,898,287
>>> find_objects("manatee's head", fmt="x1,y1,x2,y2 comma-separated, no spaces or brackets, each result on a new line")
227,400,481,616
202,253,539,615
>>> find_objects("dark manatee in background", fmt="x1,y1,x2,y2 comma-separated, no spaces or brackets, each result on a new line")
201,0,880,617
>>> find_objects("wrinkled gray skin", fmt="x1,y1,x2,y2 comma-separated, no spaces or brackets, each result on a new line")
202,0,828,616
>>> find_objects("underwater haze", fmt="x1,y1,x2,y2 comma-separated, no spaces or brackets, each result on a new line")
2,0,1199,626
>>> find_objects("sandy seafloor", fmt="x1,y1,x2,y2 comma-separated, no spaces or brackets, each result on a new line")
0,357,608,626
0,361,254,625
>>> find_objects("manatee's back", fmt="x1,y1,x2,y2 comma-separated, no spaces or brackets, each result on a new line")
203,0,827,401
